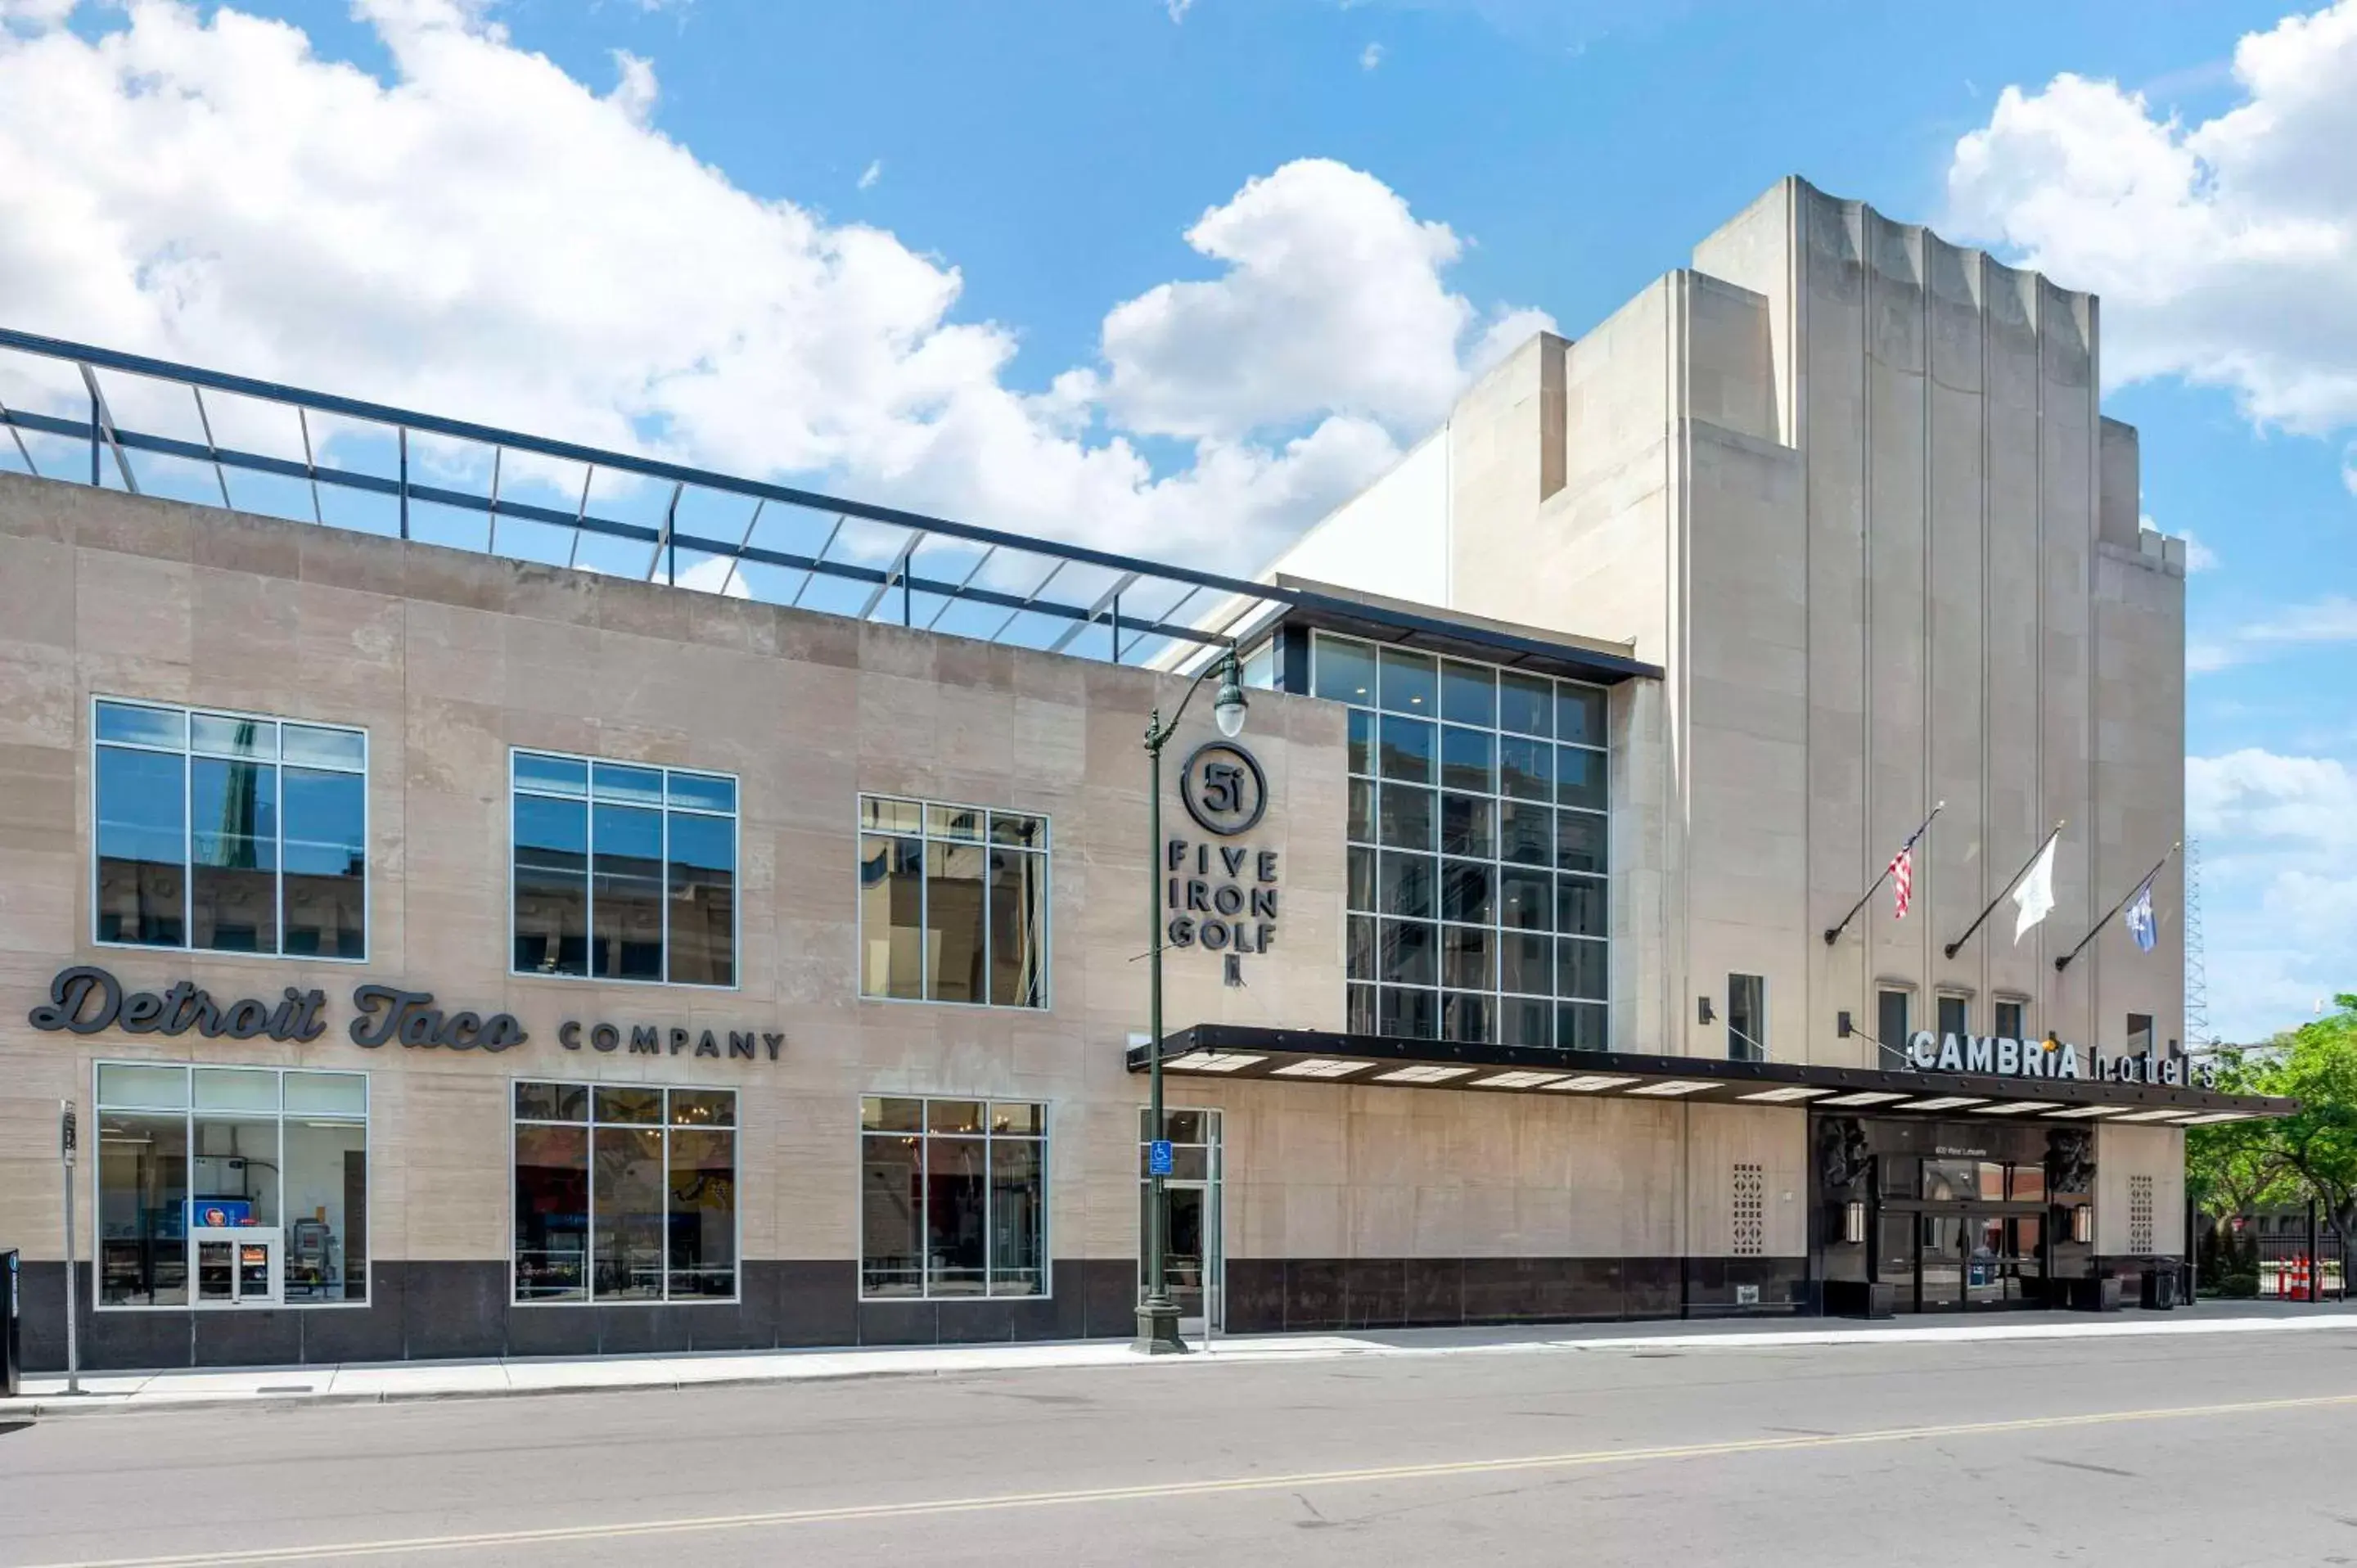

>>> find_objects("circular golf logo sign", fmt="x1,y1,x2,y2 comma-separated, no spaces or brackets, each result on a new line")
1179,741,1267,836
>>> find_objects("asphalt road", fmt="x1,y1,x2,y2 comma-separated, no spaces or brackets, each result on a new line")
4,1330,2355,1566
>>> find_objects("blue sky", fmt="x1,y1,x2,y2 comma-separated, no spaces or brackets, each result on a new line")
2,0,2352,1039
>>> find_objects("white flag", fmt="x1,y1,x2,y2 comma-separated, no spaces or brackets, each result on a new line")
2012,835,2057,943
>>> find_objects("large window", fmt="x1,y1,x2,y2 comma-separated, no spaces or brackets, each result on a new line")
1937,993,1970,1041
1727,974,1767,1062
96,1064,368,1307
1994,999,2027,1041
860,1097,1047,1299
1323,633,1609,1049
511,1082,737,1303
94,700,367,958
1876,989,1912,1070
858,797,1048,1008
511,752,738,986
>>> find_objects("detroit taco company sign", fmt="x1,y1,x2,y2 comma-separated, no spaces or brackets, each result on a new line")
25,965,781,1061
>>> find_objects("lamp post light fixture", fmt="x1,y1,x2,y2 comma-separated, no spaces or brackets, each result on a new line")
1134,645,1248,1356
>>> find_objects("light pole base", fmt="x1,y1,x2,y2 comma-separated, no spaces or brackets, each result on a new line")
1132,1300,1189,1355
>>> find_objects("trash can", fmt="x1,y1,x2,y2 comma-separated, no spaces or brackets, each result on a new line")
2,1249,19,1399
2141,1268,2178,1310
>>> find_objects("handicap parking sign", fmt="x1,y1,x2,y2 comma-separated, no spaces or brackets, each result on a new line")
1148,1139,1174,1177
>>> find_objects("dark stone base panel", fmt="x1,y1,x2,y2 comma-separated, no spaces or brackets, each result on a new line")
1225,1257,1809,1333
11,1257,1138,1373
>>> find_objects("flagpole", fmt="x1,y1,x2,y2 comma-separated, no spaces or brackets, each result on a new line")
2053,842,2179,973
1943,819,2065,962
1822,801,1945,945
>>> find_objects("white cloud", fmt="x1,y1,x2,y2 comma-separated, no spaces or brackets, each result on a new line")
2188,748,2357,1039
1096,159,1552,442
1945,2,2357,435
1165,0,1193,20
607,49,657,126
1360,41,1385,69
2193,592,2357,671
2242,593,2357,643
0,2,1544,573
857,158,882,191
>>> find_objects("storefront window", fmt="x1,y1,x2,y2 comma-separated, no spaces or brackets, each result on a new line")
510,753,738,986
859,1096,1047,1299
511,1082,737,1304
858,797,1048,1009
95,1064,367,1307
93,700,367,959
1327,633,1608,1048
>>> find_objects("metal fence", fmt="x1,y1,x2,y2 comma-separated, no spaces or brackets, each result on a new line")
2254,1231,2349,1302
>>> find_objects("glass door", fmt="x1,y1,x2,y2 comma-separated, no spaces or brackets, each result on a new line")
191,1227,282,1307
1965,1214,2006,1306
1918,1216,1965,1310
1140,1109,1224,1335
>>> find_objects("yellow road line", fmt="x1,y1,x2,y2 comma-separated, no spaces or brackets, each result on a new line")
31,1390,2357,1566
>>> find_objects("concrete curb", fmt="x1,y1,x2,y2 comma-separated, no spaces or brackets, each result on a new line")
7,1309,2354,1421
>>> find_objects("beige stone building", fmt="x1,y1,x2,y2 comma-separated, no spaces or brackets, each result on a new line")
0,180,2281,1373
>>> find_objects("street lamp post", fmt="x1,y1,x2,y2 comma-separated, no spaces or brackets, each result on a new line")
1135,645,1249,1356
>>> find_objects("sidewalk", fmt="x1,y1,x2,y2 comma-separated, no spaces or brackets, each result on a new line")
8,1301,2356,1419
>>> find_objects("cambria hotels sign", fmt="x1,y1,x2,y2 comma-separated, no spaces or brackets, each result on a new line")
26,965,781,1061
1904,1029,2215,1089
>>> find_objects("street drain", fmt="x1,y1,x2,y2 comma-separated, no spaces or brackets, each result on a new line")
258,1385,315,1395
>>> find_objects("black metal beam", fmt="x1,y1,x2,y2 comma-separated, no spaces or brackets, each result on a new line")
1128,1023,2296,1118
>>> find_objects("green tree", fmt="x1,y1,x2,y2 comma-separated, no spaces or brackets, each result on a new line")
2269,994,2357,1240
2184,1045,2296,1219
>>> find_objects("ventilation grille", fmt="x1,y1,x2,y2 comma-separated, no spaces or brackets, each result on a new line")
1731,1161,1765,1256
2129,1174,2156,1255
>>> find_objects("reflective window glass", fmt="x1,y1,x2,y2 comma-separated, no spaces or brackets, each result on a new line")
861,1097,1047,1300
1557,685,1606,748
859,796,1050,1010
1499,672,1553,737
1440,726,1494,792
1378,647,1438,715
513,1083,737,1304
513,752,737,988
1313,635,1376,705
1314,636,1611,1052
1440,661,1496,727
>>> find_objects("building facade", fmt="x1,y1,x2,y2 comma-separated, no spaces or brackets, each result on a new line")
0,179,2281,1372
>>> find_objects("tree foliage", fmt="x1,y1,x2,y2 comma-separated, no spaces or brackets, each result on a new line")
2189,994,2357,1238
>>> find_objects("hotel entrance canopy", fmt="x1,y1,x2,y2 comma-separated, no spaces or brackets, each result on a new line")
1129,1025,2294,1124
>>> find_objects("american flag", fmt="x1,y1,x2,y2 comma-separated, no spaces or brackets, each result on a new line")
1889,816,1935,920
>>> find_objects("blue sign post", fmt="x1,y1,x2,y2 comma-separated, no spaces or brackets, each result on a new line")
1147,1139,1175,1178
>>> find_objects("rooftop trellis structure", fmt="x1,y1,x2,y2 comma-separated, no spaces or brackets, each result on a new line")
0,327,1656,687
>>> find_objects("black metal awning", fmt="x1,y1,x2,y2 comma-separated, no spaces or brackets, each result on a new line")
1128,1025,2295,1124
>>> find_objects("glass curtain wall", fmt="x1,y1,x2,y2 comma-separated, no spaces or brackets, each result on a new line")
95,1064,368,1306
1320,633,1610,1048
94,701,367,957
510,754,739,986
857,798,1048,1008
859,1097,1047,1298
511,1082,738,1303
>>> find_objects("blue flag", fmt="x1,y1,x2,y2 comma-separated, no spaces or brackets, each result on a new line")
2125,879,2156,953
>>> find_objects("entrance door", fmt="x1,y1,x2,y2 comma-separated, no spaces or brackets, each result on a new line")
1918,1216,1965,1310
192,1228,282,1307
1139,1109,1223,1335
